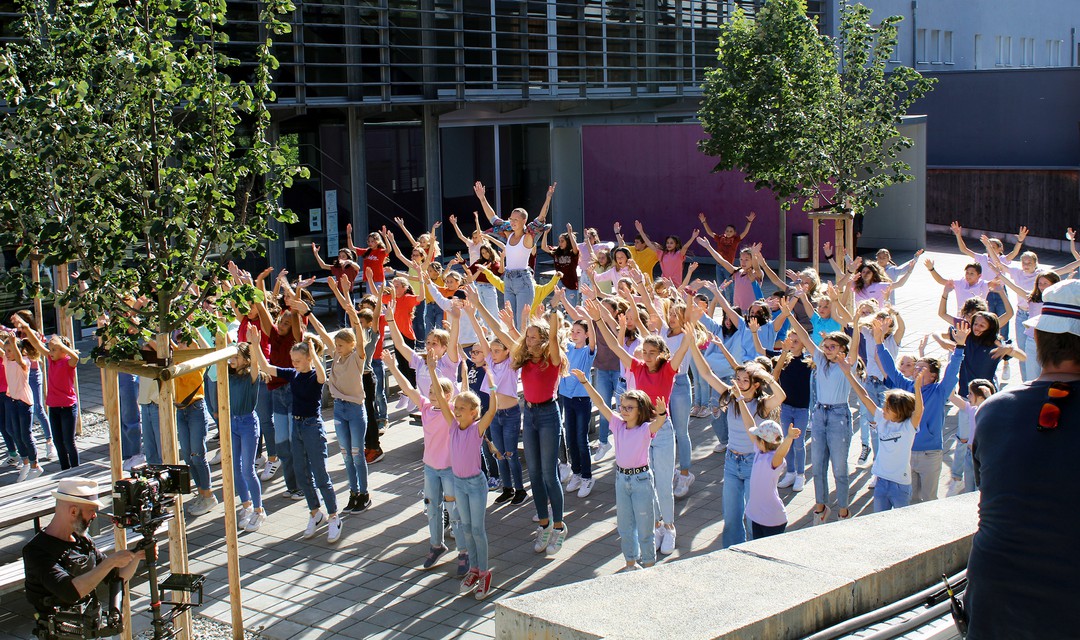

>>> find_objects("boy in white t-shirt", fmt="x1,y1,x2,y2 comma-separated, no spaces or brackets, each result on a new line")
841,363,925,512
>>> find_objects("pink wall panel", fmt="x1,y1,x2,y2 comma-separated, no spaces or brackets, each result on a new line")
581,123,818,261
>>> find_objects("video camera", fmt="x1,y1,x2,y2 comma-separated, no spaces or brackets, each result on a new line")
34,604,122,640
112,465,191,530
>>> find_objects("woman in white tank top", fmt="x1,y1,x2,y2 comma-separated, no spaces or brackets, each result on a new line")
502,210,537,329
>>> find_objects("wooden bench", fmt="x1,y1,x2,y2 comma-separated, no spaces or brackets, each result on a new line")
0,462,113,533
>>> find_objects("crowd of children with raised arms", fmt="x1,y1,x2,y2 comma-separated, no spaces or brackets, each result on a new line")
5,179,1080,600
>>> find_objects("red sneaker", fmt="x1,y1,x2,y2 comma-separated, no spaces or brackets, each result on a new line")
473,570,493,600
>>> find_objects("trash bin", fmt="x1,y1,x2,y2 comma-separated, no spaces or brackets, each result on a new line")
793,233,810,260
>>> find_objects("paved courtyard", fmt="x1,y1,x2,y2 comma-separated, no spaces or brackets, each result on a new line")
0,233,1066,639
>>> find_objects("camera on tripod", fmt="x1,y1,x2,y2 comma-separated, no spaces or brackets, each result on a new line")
112,464,191,530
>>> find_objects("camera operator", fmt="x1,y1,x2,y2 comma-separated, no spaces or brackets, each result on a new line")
22,478,146,635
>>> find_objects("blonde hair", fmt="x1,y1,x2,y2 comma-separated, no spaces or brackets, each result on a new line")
334,328,356,346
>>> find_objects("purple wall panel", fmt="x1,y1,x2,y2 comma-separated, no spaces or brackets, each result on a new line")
581,123,818,261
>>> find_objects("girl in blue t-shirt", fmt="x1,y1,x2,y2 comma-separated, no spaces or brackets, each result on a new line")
248,325,342,544
558,319,597,498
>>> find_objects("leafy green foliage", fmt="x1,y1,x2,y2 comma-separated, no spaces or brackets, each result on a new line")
698,0,936,215
0,0,306,360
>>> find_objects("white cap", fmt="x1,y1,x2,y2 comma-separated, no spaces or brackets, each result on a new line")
51,478,106,509
1024,280,1080,337
748,419,784,445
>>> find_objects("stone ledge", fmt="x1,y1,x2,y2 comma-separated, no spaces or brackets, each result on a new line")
495,494,979,640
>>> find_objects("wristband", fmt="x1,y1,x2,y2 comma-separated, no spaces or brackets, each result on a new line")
304,310,312,318
658,411,668,416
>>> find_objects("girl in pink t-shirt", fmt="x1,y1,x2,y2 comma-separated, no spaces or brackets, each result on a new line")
573,369,669,570
635,220,700,287
430,371,498,600
2,332,42,480
16,316,81,469
385,355,465,577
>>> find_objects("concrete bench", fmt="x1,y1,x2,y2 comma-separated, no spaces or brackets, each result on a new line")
496,494,979,640
0,462,112,532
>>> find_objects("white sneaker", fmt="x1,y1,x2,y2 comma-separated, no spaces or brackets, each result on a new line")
546,525,568,555
867,475,878,490
303,511,326,539
673,472,695,498
237,506,254,528
327,515,343,543
576,478,595,498
189,494,218,516
812,505,831,526
5,455,19,467
122,454,145,472
592,442,612,462
43,441,56,461
259,460,281,481
713,442,727,454
653,525,664,551
659,527,676,555
558,462,572,484
208,449,222,465
945,478,964,497
17,463,30,482
565,474,582,492
777,472,796,489
26,465,44,481
533,525,553,553
244,511,267,532
792,476,805,492
255,454,268,468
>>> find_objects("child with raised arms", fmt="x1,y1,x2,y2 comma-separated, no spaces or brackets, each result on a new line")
429,355,499,599
572,369,669,570
735,409,800,539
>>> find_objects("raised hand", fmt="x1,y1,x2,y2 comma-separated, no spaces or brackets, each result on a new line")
696,236,711,248
950,221,962,236
583,299,603,321
634,220,644,233
924,258,935,271
654,397,667,416
914,248,925,258
548,182,557,196
746,211,757,223
1017,226,1029,243
570,369,588,383
449,214,457,225
473,181,486,198
1068,228,1076,242
613,222,622,235
954,320,971,346
748,316,761,332
914,369,926,388
311,243,320,254
245,324,260,344
823,241,833,255
788,427,801,440
698,212,707,223
943,280,954,292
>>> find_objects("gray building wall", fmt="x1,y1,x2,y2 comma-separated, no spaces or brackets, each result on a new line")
838,1,1080,71
861,117,927,252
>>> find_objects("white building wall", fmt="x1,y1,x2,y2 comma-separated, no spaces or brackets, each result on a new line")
835,1,1080,71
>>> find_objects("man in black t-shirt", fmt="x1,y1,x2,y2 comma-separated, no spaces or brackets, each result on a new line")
965,280,1080,638
23,478,143,633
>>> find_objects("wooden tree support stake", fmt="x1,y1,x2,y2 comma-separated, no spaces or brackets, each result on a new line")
214,333,245,639
102,370,132,640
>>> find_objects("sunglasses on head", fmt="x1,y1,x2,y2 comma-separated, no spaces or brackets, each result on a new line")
1038,382,1071,431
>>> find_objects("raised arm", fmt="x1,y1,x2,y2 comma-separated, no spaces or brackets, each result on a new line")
384,228,420,272
1004,226,1028,261
688,336,732,395
546,311,564,367
950,221,978,259
1051,256,1080,277
666,305,701,372
536,183,556,222
678,229,700,258
889,249,924,290
698,212,718,239
245,325,279,378
473,181,499,223
782,298,820,355
752,244,787,290
584,300,635,370
426,354,455,425
924,258,949,287
291,299,334,353
634,220,663,253
695,236,736,273
308,336,326,384
938,282,955,325
385,352,423,407
392,216,419,247
465,287,516,349
839,359,879,417
911,371,925,427
477,378,499,437
385,299,417,363
310,243,333,271
740,211,756,239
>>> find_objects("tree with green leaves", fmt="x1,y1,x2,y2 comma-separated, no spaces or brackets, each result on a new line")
698,0,935,219
0,0,304,361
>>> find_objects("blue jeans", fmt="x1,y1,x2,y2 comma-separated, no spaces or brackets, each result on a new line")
811,403,853,510
118,373,142,459
593,369,620,445
671,375,692,471
779,404,808,475
859,378,886,453
49,405,79,469
649,419,676,525
490,405,525,490
141,403,162,465
949,439,976,493
333,399,368,493
690,359,712,407
987,291,1009,340
475,282,500,322
291,416,337,514
255,379,274,458
232,413,262,509
29,367,50,440
203,373,218,429
722,449,755,548
271,386,299,492
424,301,443,335
616,469,657,565
177,400,210,491
10,399,36,462
504,269,536,330
873,478,912,512
423,464,459,547
560,396,592,480
710,375,733,446
1,395,15,457
1015,308,1031,381
454,473,489,571
372,359,388,422
412,301,428,345
522,401,563,523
